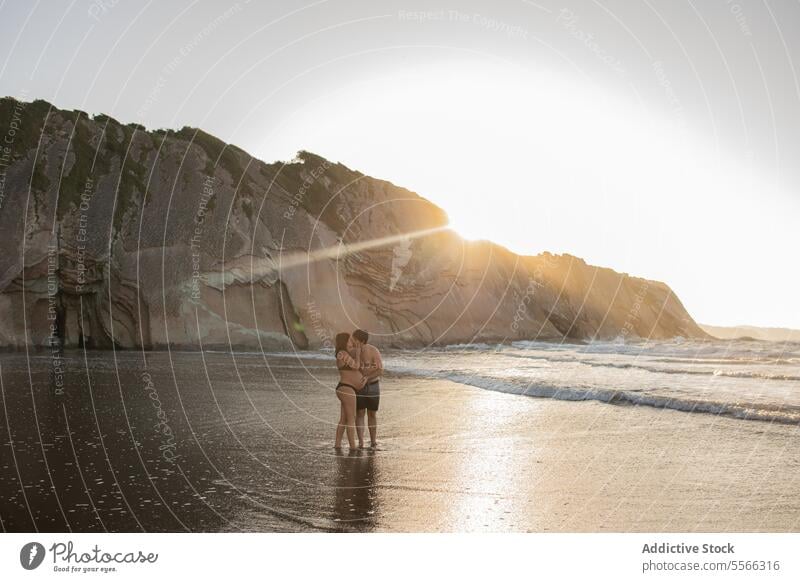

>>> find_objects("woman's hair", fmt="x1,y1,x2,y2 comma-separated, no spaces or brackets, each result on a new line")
334,332,350,355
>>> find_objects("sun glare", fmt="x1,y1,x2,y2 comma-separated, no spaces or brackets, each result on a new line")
258,59,797,325
261,59,755,259
445,217,486,243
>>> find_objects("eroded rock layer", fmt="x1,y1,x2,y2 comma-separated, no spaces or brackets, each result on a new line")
0,98,707,349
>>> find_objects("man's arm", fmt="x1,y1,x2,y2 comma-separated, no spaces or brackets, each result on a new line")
362,347,383,382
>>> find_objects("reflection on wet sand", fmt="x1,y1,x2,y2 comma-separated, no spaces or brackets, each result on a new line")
4,351,800,532
333,450,378,531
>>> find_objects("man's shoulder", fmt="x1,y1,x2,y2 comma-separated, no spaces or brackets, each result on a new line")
362,344,381,361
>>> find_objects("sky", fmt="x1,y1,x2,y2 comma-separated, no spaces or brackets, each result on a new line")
0,0,798,329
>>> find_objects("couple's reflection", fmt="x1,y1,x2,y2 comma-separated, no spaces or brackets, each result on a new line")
333,450,378,530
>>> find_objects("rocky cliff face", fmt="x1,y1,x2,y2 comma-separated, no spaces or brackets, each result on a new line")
0,97,707,350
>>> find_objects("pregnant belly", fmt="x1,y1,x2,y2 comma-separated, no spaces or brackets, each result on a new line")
338,371,363,388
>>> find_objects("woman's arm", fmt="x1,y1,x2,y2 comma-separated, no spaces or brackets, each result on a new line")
350,346,366,390
336,351,350,368
336,349,360,371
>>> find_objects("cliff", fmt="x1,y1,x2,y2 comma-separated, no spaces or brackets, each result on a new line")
701,324,799,343
0,97,707,349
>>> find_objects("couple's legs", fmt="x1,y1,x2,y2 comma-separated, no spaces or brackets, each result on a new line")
335,387,357,449
356,408,377,447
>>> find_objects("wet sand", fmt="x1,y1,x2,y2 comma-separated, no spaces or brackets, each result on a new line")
1,351,799,532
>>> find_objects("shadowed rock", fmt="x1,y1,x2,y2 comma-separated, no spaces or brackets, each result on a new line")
0,97,707,349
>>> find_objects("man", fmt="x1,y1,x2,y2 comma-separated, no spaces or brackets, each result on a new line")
352,329,383,449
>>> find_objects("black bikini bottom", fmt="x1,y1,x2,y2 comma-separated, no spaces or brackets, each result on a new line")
336,382,358,392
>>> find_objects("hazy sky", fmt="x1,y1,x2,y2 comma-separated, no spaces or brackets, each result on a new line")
1,0,798,329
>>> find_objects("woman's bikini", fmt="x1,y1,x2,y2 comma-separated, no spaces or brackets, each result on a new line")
336,351,360,392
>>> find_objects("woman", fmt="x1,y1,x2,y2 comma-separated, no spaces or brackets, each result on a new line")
334,332,366,450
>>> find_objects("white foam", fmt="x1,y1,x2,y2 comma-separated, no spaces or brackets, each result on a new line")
384,339,800,425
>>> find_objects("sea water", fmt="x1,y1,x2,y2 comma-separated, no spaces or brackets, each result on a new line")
385,338,800,424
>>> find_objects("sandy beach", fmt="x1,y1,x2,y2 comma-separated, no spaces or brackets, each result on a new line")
1,350,799,532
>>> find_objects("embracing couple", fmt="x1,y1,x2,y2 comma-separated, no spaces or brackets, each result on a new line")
334,329,383,451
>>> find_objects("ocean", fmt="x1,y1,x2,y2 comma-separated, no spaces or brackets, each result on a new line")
383,338,800,425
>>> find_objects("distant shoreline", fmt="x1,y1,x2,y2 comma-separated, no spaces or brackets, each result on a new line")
702,324,800,343
5,333,800,353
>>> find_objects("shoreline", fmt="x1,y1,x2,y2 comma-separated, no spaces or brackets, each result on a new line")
10,333,785,352
13,345,800,427
0,337,579,353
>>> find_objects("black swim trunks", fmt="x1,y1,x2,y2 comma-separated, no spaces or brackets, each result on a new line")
356,381,380,411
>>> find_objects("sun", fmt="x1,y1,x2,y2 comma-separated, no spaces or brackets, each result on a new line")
445,216,488,243
258,57,797,328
